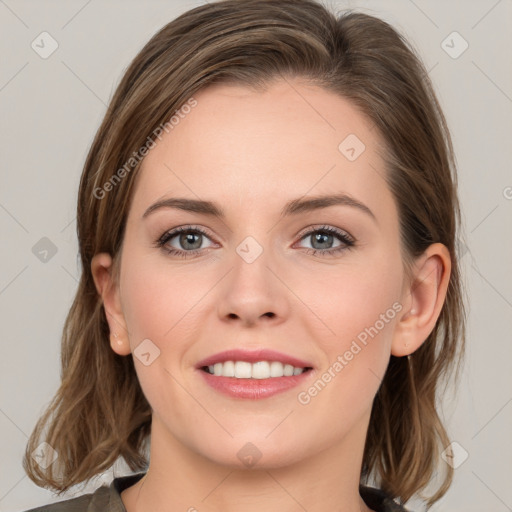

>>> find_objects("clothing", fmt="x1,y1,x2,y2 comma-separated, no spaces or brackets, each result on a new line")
23,472,410,511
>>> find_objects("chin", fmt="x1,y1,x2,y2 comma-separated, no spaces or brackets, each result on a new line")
192,432,310,470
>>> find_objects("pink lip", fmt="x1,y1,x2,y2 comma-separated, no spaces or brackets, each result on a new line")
195,349,315,400
198,368,314,400
195,349,313,369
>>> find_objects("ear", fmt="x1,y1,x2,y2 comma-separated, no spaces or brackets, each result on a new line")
91,252,131,356
391,243,451,357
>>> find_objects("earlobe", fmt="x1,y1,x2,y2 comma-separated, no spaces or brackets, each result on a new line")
91,252,131,356
391,243,451,357
109,331,132,356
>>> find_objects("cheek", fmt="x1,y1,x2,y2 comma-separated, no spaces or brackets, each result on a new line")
118,255,202,410
119,251,219,364
296,255,403,397
291,261,403,443
119,250,191,349
305,261,401,344
120,268,169,343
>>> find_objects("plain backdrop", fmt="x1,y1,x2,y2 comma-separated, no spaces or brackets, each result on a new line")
1,1,511,511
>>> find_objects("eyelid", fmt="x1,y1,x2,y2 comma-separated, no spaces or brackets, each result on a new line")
295,224,355,242
157,224,218,246
158,224,354,245
156,223,356,258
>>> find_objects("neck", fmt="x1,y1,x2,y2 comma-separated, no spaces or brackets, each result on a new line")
121,412,374,512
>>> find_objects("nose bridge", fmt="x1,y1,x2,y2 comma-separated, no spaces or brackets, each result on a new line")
216,233,288,325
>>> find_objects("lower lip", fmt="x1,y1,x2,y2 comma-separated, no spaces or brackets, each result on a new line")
198,368,313,399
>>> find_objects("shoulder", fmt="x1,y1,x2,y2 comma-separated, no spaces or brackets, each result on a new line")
21,486,109,512
360,485,413,512
21,473,145,512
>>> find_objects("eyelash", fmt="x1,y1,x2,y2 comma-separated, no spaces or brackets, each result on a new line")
154,224,356,259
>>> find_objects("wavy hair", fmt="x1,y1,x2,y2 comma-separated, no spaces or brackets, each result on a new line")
23,0,466,506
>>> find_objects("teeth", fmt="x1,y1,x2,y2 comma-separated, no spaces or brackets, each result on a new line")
206,361,307,378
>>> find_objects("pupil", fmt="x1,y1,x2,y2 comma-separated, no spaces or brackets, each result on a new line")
180,232,201,250
313,232,332,249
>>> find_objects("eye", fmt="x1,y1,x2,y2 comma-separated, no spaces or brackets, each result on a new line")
295,225,355,257
155,226,217,259
154,224,356,259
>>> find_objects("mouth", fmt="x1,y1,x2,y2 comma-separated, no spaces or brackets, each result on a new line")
200,360,313,378
195,349,315,399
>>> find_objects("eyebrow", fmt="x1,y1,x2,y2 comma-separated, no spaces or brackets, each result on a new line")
142,193,376,222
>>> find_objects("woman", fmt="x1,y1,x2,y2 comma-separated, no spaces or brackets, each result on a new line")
23,0,466,511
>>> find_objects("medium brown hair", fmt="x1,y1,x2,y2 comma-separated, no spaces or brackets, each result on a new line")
24,0,466,506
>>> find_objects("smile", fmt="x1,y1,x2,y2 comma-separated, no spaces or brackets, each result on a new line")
202,360,311,379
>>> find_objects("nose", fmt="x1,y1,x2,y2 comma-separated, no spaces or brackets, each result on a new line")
216,246,289,328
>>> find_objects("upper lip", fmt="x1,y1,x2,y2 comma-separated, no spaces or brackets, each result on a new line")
196,349,313,369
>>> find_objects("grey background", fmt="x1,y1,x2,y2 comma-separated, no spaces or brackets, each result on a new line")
1,1,511,511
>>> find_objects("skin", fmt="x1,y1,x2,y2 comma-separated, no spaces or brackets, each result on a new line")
92,78,451,512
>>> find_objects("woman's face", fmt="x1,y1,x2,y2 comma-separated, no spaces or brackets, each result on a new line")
109,78,412,469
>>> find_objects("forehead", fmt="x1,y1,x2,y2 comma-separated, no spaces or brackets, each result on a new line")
130,79,395,223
